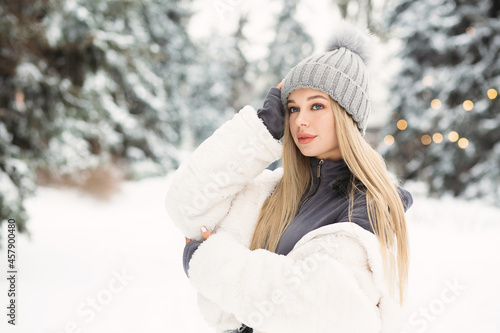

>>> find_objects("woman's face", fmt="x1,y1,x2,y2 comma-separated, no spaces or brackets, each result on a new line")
287,88,342,161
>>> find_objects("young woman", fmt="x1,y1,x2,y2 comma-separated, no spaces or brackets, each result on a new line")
166,23,412,333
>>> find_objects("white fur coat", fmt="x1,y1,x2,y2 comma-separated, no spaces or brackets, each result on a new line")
165,105,404,333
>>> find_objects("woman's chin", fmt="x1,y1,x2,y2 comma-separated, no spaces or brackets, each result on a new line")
297,148,316,157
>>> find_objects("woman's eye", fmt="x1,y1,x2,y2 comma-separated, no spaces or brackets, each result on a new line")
289,107,299,113
312,104,324,110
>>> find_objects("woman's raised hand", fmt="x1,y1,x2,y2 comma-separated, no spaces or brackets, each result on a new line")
277,79,284,90
256,80,286,140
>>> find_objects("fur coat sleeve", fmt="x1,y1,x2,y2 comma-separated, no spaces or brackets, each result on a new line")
165,105,282,241
165,105,403,333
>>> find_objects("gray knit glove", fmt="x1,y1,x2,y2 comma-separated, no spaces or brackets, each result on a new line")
257,87,285,140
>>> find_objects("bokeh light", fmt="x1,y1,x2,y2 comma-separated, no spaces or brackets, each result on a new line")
433,133,443,143
421,134,432,145
448,131,459,142
466,27,476,36
384,135,395,146
423,76,434,86
397,119,408,130
463,100,474,111
458,138,469,149
487,89,498,99
431,99,442,109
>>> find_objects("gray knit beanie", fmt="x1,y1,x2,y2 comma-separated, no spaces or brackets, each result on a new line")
281,23,373,135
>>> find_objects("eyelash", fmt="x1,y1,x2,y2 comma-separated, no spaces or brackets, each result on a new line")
288,103,325,113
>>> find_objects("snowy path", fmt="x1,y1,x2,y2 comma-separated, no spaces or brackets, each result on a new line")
0,176,499,333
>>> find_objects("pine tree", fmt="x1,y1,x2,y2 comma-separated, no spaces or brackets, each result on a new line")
382,0,500,203
182,16,252,148
0,0,51,232
257,0,314,95
41,0,196,179
333,0,375,29
0,0,196,231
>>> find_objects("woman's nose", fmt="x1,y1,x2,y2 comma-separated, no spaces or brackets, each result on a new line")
295,110,309,127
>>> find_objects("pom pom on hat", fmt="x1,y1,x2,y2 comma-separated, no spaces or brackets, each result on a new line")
326,22,373,64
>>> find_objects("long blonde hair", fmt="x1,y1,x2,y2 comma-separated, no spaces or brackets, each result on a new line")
249,98,409,304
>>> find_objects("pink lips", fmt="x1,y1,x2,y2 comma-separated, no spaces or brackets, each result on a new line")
297,132,317,144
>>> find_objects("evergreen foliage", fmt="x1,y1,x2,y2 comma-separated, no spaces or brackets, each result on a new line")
184,16,251,147
383,0,500,203
0,0,320,234
258,0,314,94
0,0,196,230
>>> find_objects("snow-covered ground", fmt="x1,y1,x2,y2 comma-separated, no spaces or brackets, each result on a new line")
1,175,499,333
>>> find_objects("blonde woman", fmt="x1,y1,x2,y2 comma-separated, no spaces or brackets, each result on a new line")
166,23,412,333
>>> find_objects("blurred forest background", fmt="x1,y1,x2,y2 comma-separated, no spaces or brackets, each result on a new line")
1,0,499,233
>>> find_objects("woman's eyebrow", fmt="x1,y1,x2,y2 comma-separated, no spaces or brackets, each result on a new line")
307,95,328,101
287,95,328,105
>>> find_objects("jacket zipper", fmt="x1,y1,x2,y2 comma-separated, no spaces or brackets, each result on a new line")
298,159,324,213
316,159,324,178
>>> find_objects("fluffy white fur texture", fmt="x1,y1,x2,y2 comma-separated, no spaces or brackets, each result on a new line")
166,105,282,241
165,106,403,333
327,21,375,64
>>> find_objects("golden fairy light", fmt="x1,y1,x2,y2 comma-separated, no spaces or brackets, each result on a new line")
421,134,432,145
422,76,434,86
431,99,442,110
384,135,395,146
463,100,474,111
397,119,408,130
458,138,469,149
466,27,476,36
487,89,498,100
433,133,443,143
448,131,459,142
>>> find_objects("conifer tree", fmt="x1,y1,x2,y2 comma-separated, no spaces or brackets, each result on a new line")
183,15,252,147
0,0,196,230
258,0,314,93
1,0,52,232
383,0,500,203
